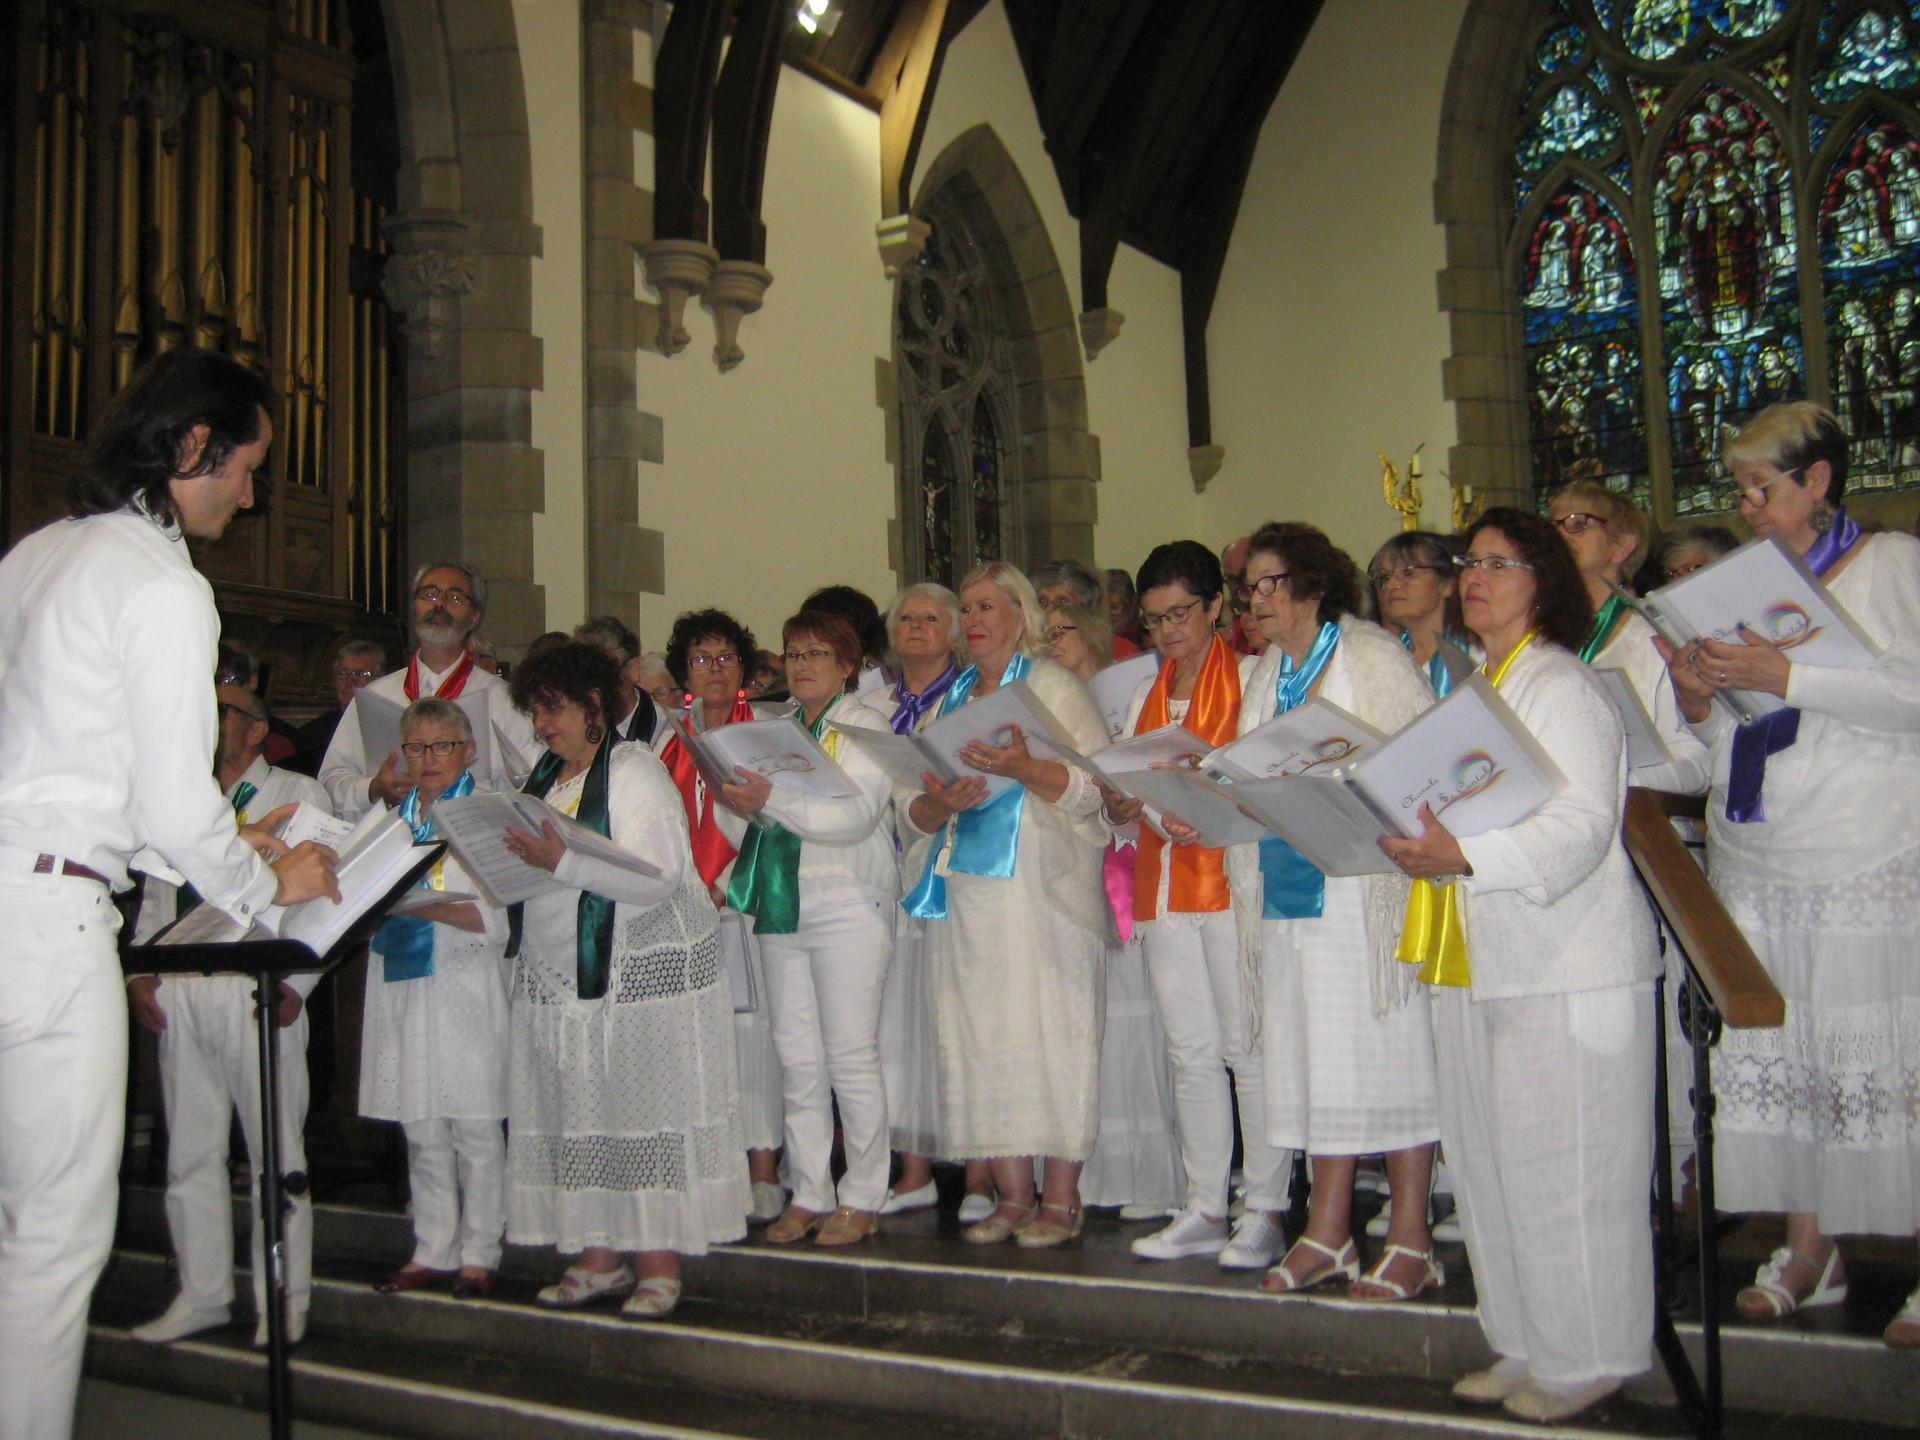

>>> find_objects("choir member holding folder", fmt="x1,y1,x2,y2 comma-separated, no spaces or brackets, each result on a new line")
1103,542,1288,1272
360,698,510,1301
1209,525,1441,1300
498,644,749,1321
1381,508,1659,1424
716,612,899,1247
1653,403,1920,1349
900,562,1111,1249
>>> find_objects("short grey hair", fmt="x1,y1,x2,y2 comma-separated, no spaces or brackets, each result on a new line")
575,615,640,661
883,582,962,667
410,560,486,614
635,650,672,682
401,696,474,742
1029,558,1102,608
336,637,388,670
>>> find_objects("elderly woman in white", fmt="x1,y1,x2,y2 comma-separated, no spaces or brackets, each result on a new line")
900,561,1111,1249
717,610,899,1246
1382,506,1661,1425
361,698,511,1299
1655,403,1920,1349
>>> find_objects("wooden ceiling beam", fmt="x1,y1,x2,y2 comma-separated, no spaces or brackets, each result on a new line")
877,0,955,217
1039,0,1157,165
650,0,732,243
710,0,788,263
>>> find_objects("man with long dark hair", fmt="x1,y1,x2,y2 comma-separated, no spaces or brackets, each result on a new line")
0,348,339,1440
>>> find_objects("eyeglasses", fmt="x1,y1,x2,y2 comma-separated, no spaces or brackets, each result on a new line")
687,651,741,670
333,665,379,682
782,647,835,666
1454,555,1536,574
214,668,248,687
400,739,466,758
1550,512,1608,536
1736,467,1801,508
1140,600,1204,631
217,702,266,725
1231,574,1289,603
1664,560,1708,582
1366,563,1446,587
415,585,475,610
1043,625,1078,643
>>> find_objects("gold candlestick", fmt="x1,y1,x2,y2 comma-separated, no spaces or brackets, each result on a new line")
1379,443,1425,532
1446,468,1481,534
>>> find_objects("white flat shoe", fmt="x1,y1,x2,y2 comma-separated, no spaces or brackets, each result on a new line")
1130,1208,1228,1261
1452,1358,1529,1405
1220,1213,1286,1271
131,1299,230,1345
748,1181,786,1225
880,1181,938,1215
537,1263,635,1309
620,1277,682,1320
1502,1375,1621,1424
957,1193,996,1224
1118,1202,1178,1222
251,1309,307,1349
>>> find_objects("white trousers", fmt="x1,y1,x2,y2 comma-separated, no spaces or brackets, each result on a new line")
758,885,894,1214
1142,911,1292,1217
1431,984,1655,1387
403,1118,506,1270
157,975,312,1323
0,878,125,1440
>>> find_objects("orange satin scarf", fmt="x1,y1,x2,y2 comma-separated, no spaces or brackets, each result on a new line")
1134,634,1240,920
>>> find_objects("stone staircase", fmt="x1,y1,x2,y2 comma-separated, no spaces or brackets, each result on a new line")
89,1185,1909,1439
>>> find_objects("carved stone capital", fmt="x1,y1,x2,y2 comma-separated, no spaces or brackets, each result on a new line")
1078,307,1125,361
380,249,477,359
638,239,720,357
1188,444,1226,494
703,260,773,373
875,214,932,279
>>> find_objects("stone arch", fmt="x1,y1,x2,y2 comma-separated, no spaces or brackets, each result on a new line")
909,124,1096,571
377,0,546,648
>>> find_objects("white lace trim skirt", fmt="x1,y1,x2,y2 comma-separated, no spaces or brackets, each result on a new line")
1080,936,1185,1210
879,917,943,1158
1711,843,1920,1234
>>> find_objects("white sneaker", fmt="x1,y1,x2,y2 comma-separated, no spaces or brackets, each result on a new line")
1130,1208,1229,1261
1118,1202,1178,1222
880,1180,938,1215
1353,1165,1389,1196
1219,1212,1286,1270
748,1181,786,1224
957,1193,997,1224
250,1309,307,1349
131,1298,230,1345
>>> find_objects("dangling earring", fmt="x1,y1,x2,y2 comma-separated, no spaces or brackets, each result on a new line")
1811,503,1834,534
586,722,604,744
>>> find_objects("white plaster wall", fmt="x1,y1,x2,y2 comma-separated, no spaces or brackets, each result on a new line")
633,71,897,650
1206,0,1469,563
513,0,588,633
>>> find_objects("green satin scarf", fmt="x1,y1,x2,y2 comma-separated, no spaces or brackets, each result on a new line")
505,736,616,1000
725,702,839,935
1577,592,1630,664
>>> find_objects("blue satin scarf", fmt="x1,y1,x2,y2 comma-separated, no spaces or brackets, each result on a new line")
372,769,475,981
1258,621,1342,920
1399,628,1461,698
902,652,1032,920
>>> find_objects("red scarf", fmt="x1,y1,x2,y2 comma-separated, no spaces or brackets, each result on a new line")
1134,634,1240,920
404,649,476,701
660,690,755,889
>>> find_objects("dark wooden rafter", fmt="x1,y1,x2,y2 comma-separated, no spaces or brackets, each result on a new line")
651,0,731,243
710,0,787,263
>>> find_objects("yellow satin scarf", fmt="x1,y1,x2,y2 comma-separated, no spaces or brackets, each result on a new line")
1396,630,1537,987
1134,634,1240,920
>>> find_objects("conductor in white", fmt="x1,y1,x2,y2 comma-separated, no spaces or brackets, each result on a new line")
127,684,333,1348
0,349,338,1440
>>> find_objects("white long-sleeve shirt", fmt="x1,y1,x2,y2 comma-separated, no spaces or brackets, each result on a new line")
318,655,536,819
754,692,900,902
0,506,274,924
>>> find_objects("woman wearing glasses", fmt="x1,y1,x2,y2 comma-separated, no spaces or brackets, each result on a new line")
716,612,899,1247
1363,532,1474,698
901,562,1111,1249
1382,508,1659,1422
1215,525,1441,1300
500,643,749,1320
659,608,786,1224
1546,478,1710,794
1047,601,1187,1226
1655,525,1738,585
361,699,511,1300
1655,403,1920,1349
1104,542,1289,1272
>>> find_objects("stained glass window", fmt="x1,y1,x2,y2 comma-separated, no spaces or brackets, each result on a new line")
1510,0,1920,515
895,197,1019,583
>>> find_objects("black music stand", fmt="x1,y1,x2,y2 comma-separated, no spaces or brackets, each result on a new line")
124,848,439,1440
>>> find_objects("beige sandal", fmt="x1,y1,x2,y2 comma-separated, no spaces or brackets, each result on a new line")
1014,1202,1084,1249
964,1202,1038,1245
620,1277,682,1320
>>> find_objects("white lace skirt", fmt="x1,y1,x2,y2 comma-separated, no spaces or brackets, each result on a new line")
1260,875,1439,1156
1711,843,1920,1234
1080,936,1185,1209
879,917,943,1157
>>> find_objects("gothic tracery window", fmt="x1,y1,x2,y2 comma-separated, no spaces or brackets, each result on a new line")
1511,0,1920,517
896,199,1018,587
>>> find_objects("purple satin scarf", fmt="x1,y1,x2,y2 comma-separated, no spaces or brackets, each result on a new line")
889,663,958,735
1725,508,1862,823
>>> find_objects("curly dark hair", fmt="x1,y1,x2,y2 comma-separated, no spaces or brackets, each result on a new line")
782,609,863,688
800,585,886,664
1135,539,1224,604
508,641,624,727
68,348,273,522
1245,521,1362,623
1461,506,1593,653
664,608,757,688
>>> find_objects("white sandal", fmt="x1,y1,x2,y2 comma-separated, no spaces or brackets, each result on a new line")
1736,1245,1846,1319
536,1263,635,1309
1260,1236,1359,1294
1351,1243,1444,1302
1884,1285,1920,1349
620,1277,683,1320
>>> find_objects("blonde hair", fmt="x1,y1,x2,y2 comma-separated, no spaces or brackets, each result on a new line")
1722,400,1851,503
956,561,1048,657
1048,602,1113,670
1549,477,1652,576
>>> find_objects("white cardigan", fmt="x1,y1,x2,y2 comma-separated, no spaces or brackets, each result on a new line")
1455,641,1660,1001
755,691,900,903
